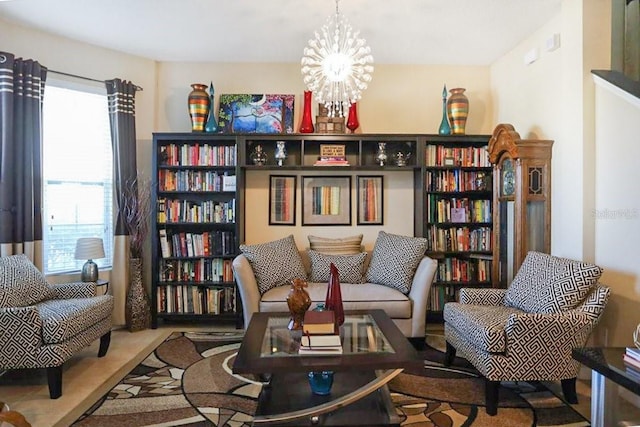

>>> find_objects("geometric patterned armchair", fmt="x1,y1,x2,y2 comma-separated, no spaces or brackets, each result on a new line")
0,254,114,399
443,251,610,415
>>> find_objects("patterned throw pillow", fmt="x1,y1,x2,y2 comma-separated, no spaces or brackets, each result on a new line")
308,250,367,284
240,235,308,295
0,254,52,308
504,251,604,313
365,231,428,294
307,234,363,255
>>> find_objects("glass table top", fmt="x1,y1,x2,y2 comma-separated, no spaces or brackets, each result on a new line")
260,313,395,358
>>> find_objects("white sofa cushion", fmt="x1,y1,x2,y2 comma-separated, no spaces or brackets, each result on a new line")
365,231,428,294
239,235,307,295
260,282,412,319
308,250,367,284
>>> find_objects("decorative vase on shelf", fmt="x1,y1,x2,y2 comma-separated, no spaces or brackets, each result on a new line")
325,263,344,327
286,278,311,330
125,258,152,332
187,83,210,132
446,87,469,135
299,90,315,133
204,82,218,133
346,102,360,133
438,84,452,135
274,141,287,166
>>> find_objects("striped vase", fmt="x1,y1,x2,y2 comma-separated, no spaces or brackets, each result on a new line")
187,83,210,132
446,87,469,135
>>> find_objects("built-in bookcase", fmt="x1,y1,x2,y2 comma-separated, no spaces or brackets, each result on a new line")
151,133,242,328
414,135,493,322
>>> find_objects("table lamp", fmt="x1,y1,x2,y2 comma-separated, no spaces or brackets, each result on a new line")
75,237,105,282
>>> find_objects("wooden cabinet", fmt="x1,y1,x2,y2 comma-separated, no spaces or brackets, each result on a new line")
151,133,243,328
413,135,493,320
487,124,553,287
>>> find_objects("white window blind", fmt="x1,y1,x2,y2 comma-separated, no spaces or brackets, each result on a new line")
42,83,113,274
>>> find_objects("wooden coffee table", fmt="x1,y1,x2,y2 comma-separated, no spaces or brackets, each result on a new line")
232,309,421,426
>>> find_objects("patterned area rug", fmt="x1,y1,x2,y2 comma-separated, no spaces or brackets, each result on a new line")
72,332,589,426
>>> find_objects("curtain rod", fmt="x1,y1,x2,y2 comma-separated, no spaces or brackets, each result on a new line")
48,69,143,91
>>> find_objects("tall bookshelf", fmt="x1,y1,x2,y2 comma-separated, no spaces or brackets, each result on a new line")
151,133,242,328
414,135,493,321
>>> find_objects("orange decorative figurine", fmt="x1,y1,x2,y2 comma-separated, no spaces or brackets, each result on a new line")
286,278,312,330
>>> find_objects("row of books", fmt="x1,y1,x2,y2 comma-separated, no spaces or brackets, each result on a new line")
159,230,235,258
429,286,458,311
435,258,491,283
158,258,234,283
426,196,491,223
426,225,492,252
425,170,490,192
624,347,640,380
157,198,235,224
425,145,490,168
158,169,236,192
157,285,236,315
159,143,237,167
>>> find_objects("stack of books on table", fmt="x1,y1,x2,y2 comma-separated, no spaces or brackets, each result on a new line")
299,310,342,355
314,157,350,166
623,347,640,379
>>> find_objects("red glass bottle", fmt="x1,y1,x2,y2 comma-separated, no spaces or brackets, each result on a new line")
299,90,315,133
346,102,359,133
325,263,345,326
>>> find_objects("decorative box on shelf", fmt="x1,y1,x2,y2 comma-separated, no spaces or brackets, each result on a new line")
316,103,345,134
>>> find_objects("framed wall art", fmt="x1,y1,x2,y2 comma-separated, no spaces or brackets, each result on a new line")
218,94,295,134
357,175,383,225
302,176,351,226
269,175,296,225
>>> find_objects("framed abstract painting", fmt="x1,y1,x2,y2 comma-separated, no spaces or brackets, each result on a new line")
218,94,295,134
302,176,351,226
269,175,296,225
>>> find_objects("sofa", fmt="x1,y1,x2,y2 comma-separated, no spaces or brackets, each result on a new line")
443,251,610,415
0,254,114,399
233,232,437,343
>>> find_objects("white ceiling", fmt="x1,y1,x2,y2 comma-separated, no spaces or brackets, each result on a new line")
0,0,562,65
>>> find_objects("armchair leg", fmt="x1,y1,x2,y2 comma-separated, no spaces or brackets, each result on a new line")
444,341,456,366
98,331,111,357
47,365,63,399
485,379,499,416
561,377,578,404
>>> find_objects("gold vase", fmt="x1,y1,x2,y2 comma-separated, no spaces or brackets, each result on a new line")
286,278,311,330
125,258,152,332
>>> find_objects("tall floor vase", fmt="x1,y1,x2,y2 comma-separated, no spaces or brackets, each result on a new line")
125,258,152,332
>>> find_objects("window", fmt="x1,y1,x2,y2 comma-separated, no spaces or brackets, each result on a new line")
42,81,113,274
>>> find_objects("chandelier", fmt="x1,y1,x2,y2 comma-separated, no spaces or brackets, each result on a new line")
301,0,374,117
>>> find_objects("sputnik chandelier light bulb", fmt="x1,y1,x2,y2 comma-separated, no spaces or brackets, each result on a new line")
301,0,374,118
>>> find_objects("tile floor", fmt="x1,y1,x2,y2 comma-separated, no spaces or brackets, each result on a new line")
0,324,595,427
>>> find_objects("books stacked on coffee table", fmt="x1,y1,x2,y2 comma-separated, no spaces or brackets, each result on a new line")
299,310,342,355
623,347,640,380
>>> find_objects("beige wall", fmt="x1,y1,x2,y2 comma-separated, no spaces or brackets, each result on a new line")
593,79,640,346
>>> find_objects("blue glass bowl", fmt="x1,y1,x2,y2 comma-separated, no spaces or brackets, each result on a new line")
307,371,334,395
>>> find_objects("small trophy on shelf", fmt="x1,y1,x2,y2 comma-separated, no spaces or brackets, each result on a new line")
250,144,268,166
375,142,388,166
274,141,287,166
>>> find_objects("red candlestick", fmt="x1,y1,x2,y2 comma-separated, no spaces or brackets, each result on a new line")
325,263,344,327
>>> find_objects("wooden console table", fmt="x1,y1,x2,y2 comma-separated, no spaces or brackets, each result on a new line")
572,347,640,427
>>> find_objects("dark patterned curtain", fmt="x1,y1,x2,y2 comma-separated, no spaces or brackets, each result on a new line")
106,78,138,325
0,52,47,268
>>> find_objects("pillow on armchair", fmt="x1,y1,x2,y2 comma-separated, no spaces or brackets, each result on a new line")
0,254,52,307
504,251,604,313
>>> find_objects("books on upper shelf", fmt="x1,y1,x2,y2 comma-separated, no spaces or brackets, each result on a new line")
303,310,336,335
299,334,342,355
623,347,640,372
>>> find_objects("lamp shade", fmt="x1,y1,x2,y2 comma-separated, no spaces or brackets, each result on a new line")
74,238,105,260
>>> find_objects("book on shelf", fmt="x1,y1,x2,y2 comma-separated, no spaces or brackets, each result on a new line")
623,353,640,371
222,174,236,191
303,310,336,335
159,229,171,258
299,334,342,355
626,347,640,359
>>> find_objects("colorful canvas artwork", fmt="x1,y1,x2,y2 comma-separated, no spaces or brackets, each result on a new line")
218,94,295,134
